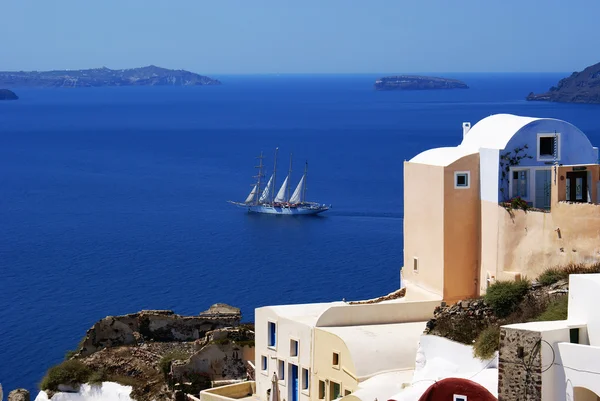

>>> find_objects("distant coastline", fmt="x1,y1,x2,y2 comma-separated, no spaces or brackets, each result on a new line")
0,89,18,100
374,75,468,91
0,65,220,88
526,61,600,104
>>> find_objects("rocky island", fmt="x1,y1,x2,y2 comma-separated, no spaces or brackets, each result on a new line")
374,75,469,90
34,304,254,401
0,89,18,100
526,61,600,104
0,66,220,88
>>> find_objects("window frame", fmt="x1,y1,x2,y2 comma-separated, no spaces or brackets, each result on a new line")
509,167,530,200
301,367,310,393
454,171,471,189
268,321,277,349
318,380,326,400
453,395,467,401
261,355,268,373
278,359,285,382
537,132,561,161
332,351,341,370
329,380,341,401
413,257,418,273
290,338,299,357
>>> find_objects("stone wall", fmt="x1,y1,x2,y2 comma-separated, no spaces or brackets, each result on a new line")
498,328,542,401
78,304,241,357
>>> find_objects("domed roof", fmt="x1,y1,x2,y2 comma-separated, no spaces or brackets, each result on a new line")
460,113,542,150
409,146,478,167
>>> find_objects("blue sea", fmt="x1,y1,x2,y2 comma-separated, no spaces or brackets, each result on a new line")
1,74,600,393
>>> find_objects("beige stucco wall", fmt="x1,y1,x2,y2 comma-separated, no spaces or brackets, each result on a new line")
313,330,357,401
443,154,480,301
479,199,501,294
403,162,445,297
494,203,600,281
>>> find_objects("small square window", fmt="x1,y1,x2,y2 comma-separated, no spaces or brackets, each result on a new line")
290,339,299,357
302,368,309,390
278,360,285,380
455,171,470,189
332,352,340,367
318,380,326,400
454,395,467,401
413,257,418,273
261,355,268,371
268,322,277,347
540,136,555,156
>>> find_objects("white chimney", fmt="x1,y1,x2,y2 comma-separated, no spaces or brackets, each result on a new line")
463,122,471,138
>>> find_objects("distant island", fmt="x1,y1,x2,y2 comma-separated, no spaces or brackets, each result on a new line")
0,89,18,100
527,61,600,104
0,65,221,88
375,75,469,91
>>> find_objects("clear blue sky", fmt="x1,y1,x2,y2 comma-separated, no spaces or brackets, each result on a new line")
1,0,598,74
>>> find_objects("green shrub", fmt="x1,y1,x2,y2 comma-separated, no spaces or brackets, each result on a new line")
159,350,189,379
484,279,530,318
64,350,77,360
538,268,564,286
40,360,92,391
536,296,568,321
473,325,500,360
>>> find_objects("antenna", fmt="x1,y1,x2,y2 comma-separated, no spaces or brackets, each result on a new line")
553,130,558,184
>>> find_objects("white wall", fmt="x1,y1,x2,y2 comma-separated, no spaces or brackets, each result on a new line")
568,275,600,346
255,307,314,401
558,343,600,400
479,148,500,203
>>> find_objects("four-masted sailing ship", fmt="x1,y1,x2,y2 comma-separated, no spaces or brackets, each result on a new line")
228,148,330,215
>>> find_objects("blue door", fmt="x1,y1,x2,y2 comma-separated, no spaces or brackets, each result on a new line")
535,170,552,209
290,364,298,401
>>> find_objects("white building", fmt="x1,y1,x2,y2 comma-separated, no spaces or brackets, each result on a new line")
254,291,440,401
498,273,600,401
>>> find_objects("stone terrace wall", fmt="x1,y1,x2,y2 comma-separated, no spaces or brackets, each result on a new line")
498,327,542,401
78,304,241,357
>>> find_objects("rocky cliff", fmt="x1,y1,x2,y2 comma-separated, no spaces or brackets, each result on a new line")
39,304,253,401
374,75,468,90
0,89,18,100
0,66,220,88
526,61,600,104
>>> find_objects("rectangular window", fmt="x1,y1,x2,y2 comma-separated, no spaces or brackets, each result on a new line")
278,360,285,380
302,368,309,391
332,352,340,367
455,171,470,189
268,322,277,347
511,170,529,198
538,133,561,161
261,355,268,371
290,339,299,357
570,328,580,344
540,136,555,156
453,395,467,401
318,381,326,400
329,382,341,401
413,257,418,273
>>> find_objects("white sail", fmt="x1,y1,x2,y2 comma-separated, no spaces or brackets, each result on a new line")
259,174,273,203
245,185,258,203
274,176,289,203
289,175,305,204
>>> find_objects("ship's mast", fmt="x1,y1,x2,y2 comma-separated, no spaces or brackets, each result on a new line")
272,147,279,203
254,152,264,205
287,153,293,202
302,161,308,203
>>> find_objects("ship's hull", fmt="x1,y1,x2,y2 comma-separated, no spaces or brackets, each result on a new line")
229,201,330,215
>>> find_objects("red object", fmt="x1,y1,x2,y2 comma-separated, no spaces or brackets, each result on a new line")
411,378,497,401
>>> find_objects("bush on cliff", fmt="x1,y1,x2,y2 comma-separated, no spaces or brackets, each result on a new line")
40,360,92,391
484,279,530,318
473,325,500,360
537,263,600,286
